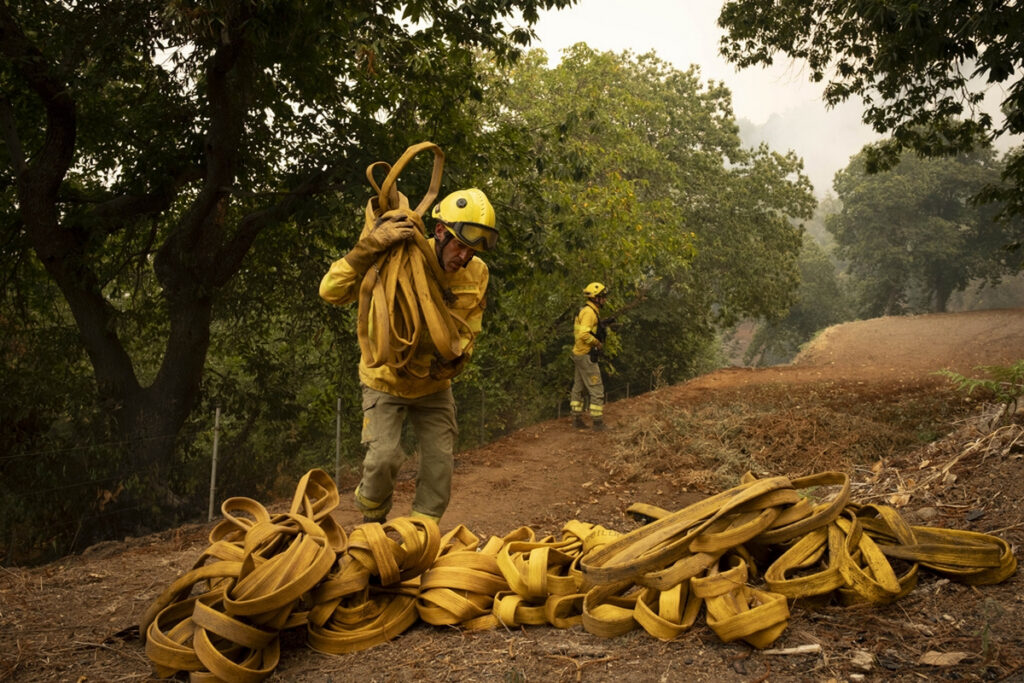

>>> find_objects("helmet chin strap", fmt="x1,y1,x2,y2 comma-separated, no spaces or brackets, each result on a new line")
436,228,454,269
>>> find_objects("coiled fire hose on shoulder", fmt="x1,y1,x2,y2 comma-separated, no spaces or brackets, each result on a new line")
355,142,470,376
141,467,1017,681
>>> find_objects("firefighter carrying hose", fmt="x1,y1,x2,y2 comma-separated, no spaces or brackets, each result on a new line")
319,188,497,523
570,281,608,431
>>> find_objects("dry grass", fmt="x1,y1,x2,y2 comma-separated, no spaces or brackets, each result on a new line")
607,380,975,494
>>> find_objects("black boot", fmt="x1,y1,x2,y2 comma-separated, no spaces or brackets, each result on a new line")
592,417,607,431
572,413,587,429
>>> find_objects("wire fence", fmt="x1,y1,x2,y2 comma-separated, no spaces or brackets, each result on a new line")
0,440,281,516
0,416,333,564
2,369,658,564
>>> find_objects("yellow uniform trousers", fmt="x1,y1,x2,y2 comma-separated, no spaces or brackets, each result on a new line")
570,352,604,418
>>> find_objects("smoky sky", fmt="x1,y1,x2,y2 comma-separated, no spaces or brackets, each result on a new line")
737,99,879,198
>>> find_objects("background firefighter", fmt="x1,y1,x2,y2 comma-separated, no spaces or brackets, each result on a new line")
319,188,497,523
570,282,609,431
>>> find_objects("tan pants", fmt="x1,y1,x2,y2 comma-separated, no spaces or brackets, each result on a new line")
570,353,604,418
356,385,457,520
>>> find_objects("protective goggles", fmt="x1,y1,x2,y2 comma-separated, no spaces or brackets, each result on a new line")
442,220,499,251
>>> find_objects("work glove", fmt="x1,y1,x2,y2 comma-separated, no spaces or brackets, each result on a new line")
344,214,418,274
429,353,467,380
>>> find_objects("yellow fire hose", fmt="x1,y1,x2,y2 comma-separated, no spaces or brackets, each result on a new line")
355,142,470,376
140,467,1017,681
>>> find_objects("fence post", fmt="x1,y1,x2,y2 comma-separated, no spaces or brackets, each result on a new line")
335,397,342,483
479,387,485,445
208,406,220,522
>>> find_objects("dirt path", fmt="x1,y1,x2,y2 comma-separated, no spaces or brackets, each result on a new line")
791,308,1024,375
2,307,1023,682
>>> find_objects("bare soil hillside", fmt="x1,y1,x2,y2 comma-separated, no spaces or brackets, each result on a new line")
2,308,1024,682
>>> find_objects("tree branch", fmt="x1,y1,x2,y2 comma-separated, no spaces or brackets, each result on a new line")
0,95,26,175
0,2,142,400
157,10,252,294
0,0,76,201
210,166,340,287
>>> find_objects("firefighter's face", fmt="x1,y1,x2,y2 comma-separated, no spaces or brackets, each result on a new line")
435,224,476,272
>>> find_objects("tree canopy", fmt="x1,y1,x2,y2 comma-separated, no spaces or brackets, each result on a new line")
744,232,852,367
449,45,814,425
717,0,1024,233
0,0,574,555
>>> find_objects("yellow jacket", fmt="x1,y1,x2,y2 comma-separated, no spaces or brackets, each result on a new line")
572,301,601,356
319,238,489,398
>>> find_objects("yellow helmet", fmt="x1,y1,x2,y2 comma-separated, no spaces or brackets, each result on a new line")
431,188,498,251
583,282,607,299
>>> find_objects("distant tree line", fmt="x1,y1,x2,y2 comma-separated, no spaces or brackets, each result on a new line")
745,143,1022,366
720,0,1024,366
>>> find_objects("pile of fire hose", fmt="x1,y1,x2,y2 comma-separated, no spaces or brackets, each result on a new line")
140,467,1016,681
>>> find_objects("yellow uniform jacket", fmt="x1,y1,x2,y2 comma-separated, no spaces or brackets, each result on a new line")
572,301,601,356
319,238,488,398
